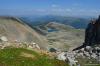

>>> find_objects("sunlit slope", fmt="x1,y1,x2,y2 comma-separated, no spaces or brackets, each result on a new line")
0,17,47,49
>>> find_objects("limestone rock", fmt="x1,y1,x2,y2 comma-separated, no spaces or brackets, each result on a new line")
0,36,8,42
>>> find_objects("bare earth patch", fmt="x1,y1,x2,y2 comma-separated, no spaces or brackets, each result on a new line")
20,52,36,59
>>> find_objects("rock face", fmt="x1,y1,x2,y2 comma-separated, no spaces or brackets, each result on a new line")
84,15,100,46
73,16,100,51
0,17,47,49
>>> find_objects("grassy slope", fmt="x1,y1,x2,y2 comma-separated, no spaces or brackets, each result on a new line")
0,48,68,66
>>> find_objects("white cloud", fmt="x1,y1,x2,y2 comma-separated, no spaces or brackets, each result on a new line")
51,4,59,8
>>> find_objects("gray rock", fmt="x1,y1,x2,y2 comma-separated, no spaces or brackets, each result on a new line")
77,52,84,57
91,53,97,59
80,48,84,52
83,51,90,57
0,36,8,42
85,46,92,52
57,52,67,61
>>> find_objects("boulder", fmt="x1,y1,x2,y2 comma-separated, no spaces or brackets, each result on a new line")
95,47,100,53
0,36,8,42
83,51,90,57
91,53,97,58
80,48,84,52
77,52,84,57
57,52,66,61
35,44,40,49
85,46,92,52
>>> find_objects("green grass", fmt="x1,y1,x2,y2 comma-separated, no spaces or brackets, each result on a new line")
0,48,69,66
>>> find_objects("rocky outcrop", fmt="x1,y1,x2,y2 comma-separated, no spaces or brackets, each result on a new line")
73,16,100,51
57,45,100,66
57,16,100,66
65,15,100,66
57,52,79,66
84,16,100,45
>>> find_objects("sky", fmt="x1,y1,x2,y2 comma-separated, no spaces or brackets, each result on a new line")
0,0,100,17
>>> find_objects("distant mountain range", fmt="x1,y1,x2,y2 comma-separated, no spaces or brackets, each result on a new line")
20,15,91,29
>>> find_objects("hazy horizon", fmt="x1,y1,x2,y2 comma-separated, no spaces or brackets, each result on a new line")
0,0,100,17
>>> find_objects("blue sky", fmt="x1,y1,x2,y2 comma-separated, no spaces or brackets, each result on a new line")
0,0,100,17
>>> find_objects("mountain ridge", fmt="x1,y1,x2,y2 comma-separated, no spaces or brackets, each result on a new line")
20,15,90,29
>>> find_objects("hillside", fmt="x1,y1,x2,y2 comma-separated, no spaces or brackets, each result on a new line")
0,17,47,49
0,48,68,66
